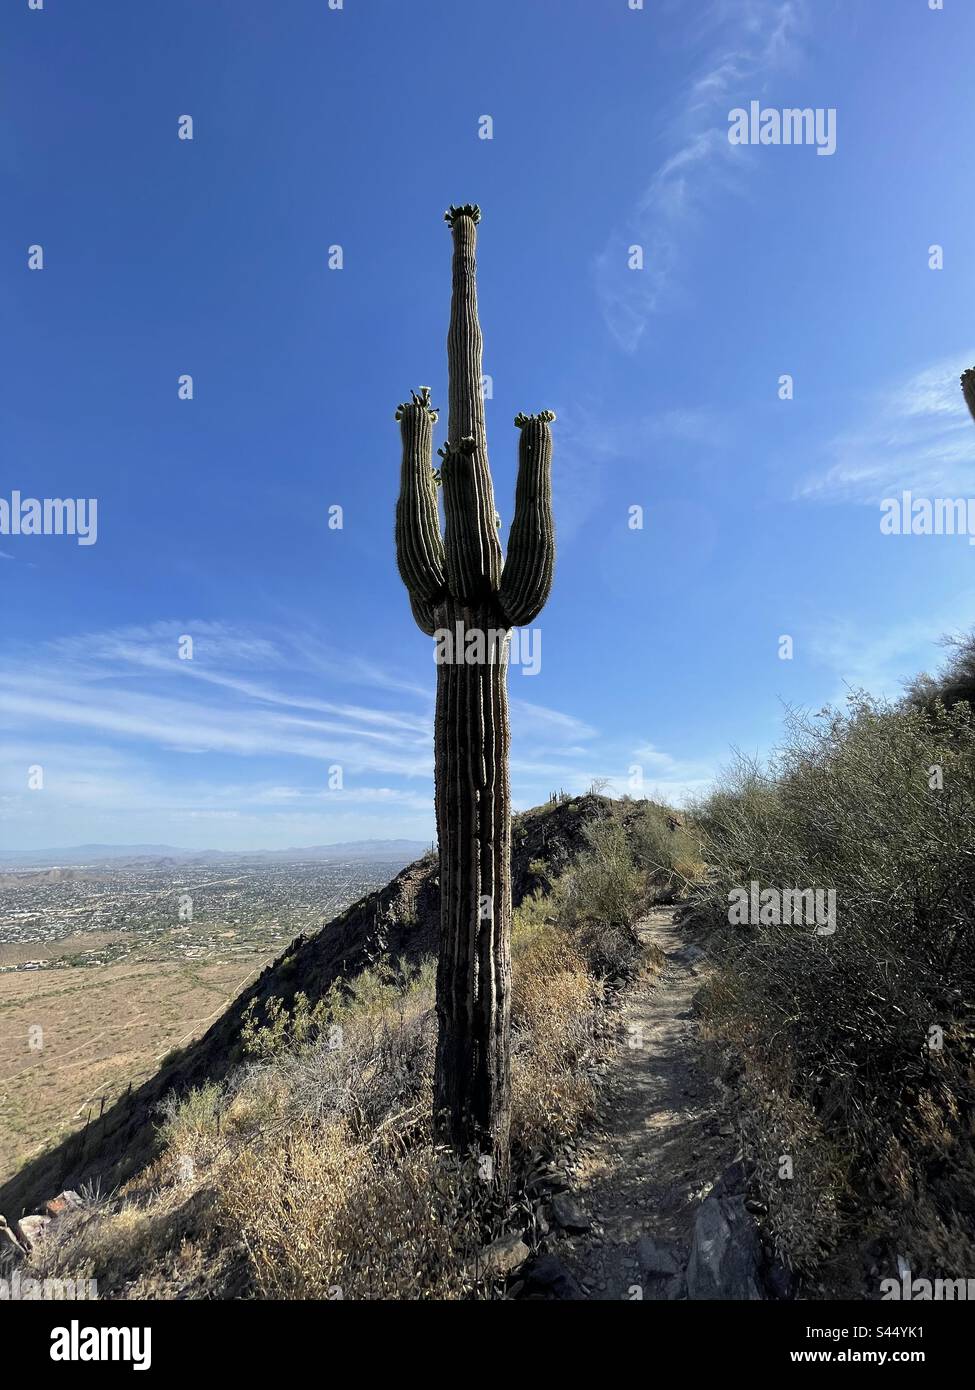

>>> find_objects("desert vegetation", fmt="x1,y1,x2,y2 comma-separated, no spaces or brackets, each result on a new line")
16,799,696,1300
686,663,975,1290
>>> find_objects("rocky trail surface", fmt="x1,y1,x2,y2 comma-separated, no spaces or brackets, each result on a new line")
518,906,782,1301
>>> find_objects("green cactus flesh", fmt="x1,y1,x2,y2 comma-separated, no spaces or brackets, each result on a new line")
393,207,556,1170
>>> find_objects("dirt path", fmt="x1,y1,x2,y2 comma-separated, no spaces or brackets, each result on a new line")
554,905,739,1299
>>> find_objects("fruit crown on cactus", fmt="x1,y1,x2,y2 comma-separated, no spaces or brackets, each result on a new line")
394,204,556,632
394,385,438,423
391,204,556,1168
444,203,481,227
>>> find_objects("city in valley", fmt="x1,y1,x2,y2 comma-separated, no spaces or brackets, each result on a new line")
0,845,424,1187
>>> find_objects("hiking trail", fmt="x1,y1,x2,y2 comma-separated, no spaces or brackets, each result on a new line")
552,905,744,1299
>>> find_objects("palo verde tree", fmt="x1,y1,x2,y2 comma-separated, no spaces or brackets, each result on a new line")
394,204,555,1177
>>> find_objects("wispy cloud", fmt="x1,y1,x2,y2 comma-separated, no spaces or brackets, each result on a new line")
594,0,806,350
0,620,707,844
0,622,434,778
797,354,975,504
806,600,975,704
629,740,716,805
0,621,610,845
510,699,597,742
532,740,716,810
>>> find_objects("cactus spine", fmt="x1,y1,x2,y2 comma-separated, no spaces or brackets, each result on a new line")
394,205,556,1173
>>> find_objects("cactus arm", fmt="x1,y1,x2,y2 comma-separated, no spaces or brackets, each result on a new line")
395,388,447,632
390,204,557,1176
962,368,975,425
408,589,438,638
498,411,556,627
442,206,503,602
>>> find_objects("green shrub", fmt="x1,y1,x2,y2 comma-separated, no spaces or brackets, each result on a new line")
627,801,703,898
551,819,645,976
690,692,975,1278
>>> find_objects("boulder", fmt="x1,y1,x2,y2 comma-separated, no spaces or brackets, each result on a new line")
36,1189,83,1218
764,1258,796,1300
686,1194,764,1300
526,1165,570,1196
549,1192,591,1234
518,1254,586,1300
15,1214,52,1252
0,1215,27,1263
477,1232,530,1279
636,1234,680,1278
709,1159,751,1200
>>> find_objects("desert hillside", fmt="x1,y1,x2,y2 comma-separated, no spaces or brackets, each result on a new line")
0,794,638,1226
6,668,974,1302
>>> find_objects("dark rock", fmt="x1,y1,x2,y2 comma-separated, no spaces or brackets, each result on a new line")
636,1235,681,1278
518,1254,586,1300
764,1259,796,1300
549,1192,591,1234
526,1166,570,1196
709,1158,751,1200
686,1194,764,1300
0,1215,27,1263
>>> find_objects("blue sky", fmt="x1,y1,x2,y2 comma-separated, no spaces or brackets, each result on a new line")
3,0,975,850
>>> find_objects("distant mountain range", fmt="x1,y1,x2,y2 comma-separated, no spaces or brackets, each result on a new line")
0,840,432,870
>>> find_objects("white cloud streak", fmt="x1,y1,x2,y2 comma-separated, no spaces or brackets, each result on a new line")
796,354,975,504
594,0,806,351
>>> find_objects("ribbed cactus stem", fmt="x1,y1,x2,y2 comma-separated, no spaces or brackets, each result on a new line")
499,412,557,625
393,206,557,1177
442,210,503,602
434,607,512,1163
395,389,445,637
962,368,975,425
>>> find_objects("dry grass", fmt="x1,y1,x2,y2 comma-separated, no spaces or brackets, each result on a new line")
511,924,603,1151
221,1124,485,1300
23,921,607,1299
0,954,268,1187
19,802,680,1300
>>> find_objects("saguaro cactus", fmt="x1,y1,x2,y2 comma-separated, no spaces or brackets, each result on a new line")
395,205,556,1173
962,367,975,425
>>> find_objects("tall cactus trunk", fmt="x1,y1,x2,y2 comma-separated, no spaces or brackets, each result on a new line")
433,601,512,1166
394,204,556,1179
